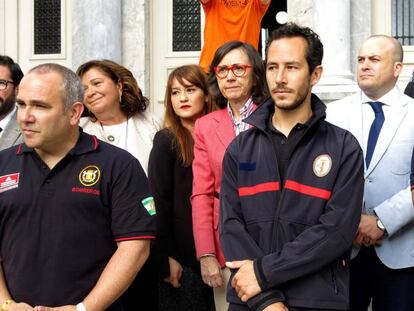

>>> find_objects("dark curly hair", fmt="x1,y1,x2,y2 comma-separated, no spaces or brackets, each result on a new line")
266,23,324,74
76,59,149,119
0,55,24,86
208,41,268,108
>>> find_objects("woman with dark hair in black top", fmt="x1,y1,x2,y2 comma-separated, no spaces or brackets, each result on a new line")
148,64,214,310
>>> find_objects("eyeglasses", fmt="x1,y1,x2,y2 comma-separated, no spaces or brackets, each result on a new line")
213,64,252,79
0,79,14,91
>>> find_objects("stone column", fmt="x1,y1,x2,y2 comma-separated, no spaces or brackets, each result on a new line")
71,0,121,71
122,0,148,95
312,0,358,102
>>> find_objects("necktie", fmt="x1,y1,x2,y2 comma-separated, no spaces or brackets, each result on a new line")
366,101,384,168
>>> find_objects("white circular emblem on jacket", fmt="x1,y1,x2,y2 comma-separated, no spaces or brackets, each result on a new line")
313,154,332,177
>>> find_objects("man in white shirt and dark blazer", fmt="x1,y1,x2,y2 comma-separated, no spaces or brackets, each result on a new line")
0,55,23,151
326,35,414,311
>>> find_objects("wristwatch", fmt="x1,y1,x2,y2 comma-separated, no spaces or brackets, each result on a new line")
76,302,87,311
376,218,385,231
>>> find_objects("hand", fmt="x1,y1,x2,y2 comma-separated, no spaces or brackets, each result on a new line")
200,255,223,288
263,302,289,311
353,215,384,247
8,303,34,311
163,257,183,288
226,260,261,302
34,306,75,311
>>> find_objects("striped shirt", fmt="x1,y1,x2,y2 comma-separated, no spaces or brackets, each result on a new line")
227,97,255,136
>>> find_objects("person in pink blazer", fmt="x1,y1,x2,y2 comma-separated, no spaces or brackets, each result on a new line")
191,41,267,311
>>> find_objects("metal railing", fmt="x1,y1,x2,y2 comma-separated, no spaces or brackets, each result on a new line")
392,0,414,45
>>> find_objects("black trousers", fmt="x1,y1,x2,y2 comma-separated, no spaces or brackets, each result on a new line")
350,246,414,311
229,304,340,311
121,253,159,311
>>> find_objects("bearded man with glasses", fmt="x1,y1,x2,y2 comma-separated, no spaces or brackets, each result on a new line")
0,55,24,151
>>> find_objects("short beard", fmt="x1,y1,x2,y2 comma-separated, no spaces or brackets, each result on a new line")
274,89,308,111
0,93,16,119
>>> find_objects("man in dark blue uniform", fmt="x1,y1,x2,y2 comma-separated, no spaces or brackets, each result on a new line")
0,64,156,311
219,23,364,311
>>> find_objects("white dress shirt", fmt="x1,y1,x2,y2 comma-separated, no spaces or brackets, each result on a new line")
360,86,400,155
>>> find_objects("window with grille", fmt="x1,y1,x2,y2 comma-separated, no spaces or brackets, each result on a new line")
34,0,61,54
172,0,201,51
392,0,414,45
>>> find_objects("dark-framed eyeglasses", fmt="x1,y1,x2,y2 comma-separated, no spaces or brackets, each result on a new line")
0,79,14,91
213,64,252,79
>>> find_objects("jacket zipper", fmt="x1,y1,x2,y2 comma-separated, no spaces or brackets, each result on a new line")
263,130,283,253
253,101,325,253
331,267,338,294
262,122,317,253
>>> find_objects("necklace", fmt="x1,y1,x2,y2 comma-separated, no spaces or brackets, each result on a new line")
99,118,129,150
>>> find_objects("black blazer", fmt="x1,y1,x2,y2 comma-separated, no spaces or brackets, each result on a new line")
148,129,199,279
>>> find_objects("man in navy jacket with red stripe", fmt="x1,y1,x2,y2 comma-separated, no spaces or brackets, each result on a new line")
219,23,364,311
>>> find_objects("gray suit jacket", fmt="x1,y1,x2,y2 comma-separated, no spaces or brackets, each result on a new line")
0,111,22,151
326,88,414,269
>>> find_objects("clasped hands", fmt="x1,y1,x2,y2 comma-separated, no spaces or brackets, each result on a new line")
353,214,385,248
7,303,76,311
226,260,288,311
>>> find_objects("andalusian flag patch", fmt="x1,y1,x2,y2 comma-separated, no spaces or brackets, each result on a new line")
142,196,156,216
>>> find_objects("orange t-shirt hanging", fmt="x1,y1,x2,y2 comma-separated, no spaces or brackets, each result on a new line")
199,0,270,73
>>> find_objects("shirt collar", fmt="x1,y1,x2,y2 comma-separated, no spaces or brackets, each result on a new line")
360,85,401,107
247,93,326,131
227,97,254,124
267,107,312,134
17,128,100,156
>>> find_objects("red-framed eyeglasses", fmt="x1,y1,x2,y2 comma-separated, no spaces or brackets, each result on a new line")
213,64,252,79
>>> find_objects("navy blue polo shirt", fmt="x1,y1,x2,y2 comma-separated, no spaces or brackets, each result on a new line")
0,130,156,307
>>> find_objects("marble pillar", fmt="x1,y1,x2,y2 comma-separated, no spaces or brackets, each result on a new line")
312,0,358,102
122,0,148,95
350,0,371,77
314,0,353,82
71,0,121,71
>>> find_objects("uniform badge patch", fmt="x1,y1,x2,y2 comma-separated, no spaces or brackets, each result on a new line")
79,165,101,187
0,173,20,193
142,196,156,216
313,154,332,177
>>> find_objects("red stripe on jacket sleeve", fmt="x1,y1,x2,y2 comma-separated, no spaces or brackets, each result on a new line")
114,235,155,242
285,180,331,200
238,181,280,196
